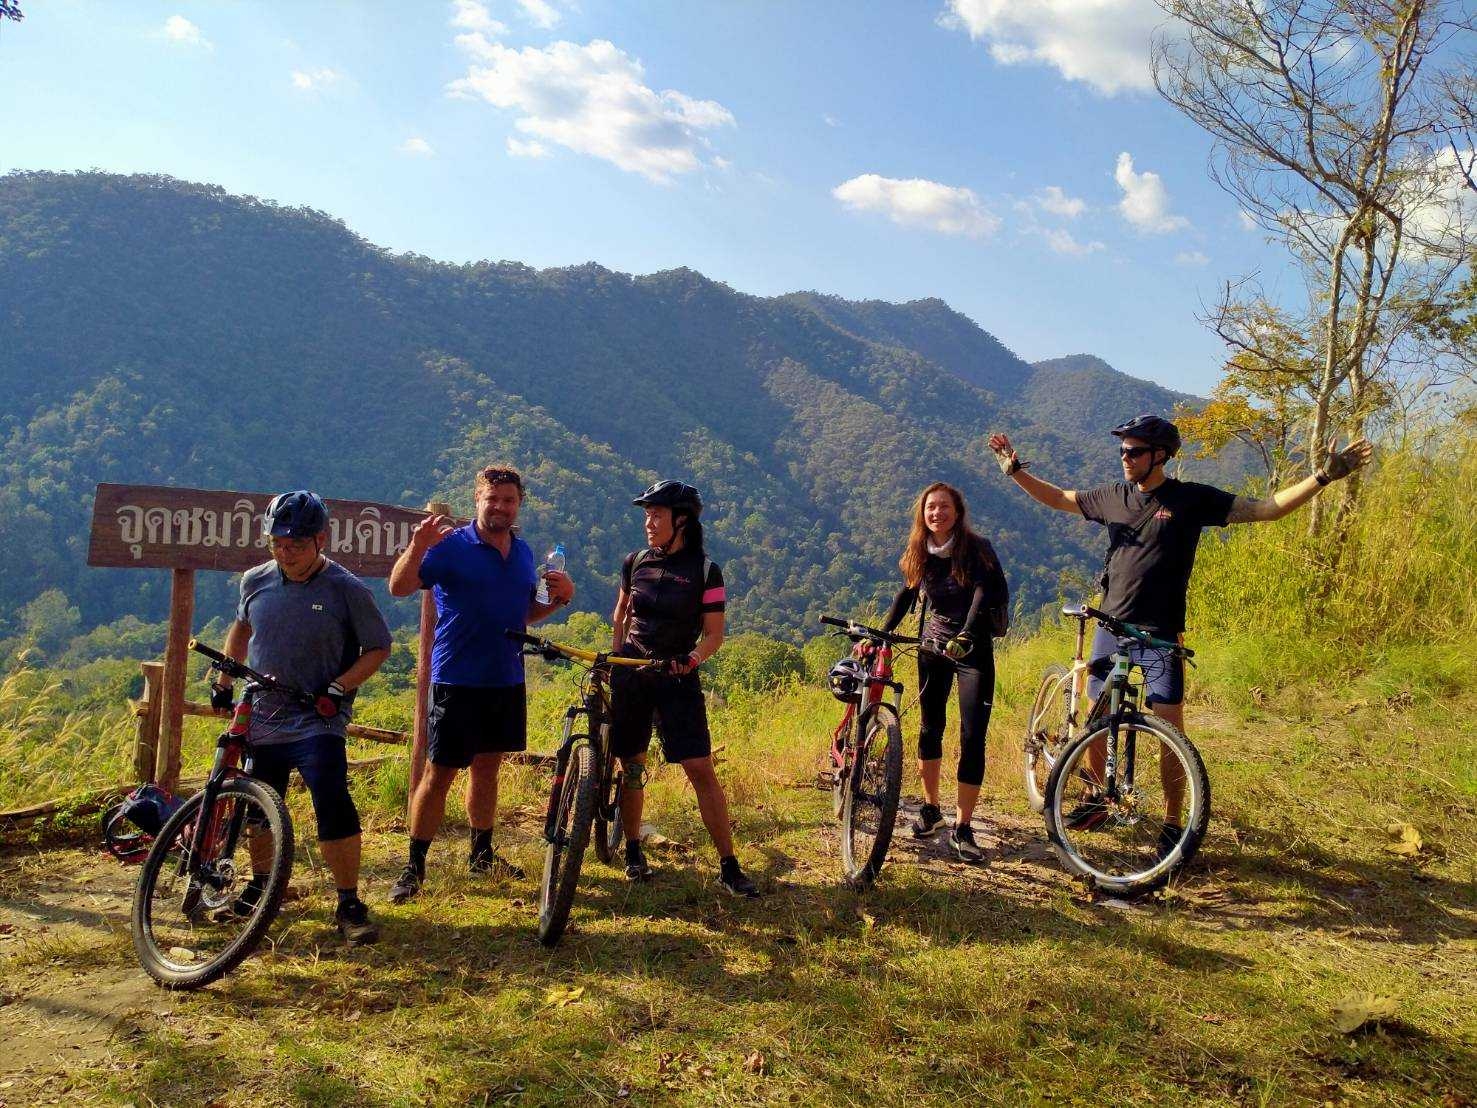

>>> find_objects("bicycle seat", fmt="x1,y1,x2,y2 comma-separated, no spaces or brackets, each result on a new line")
1061,604,1088,619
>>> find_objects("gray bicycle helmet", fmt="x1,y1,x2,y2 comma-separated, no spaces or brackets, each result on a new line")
1111,414,1181,458
632,480,703,514
827,658,866,704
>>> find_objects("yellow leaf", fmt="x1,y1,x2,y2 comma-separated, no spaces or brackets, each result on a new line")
1332,993,1397,1034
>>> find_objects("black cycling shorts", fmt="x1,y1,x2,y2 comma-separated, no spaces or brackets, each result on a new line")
608,668,712,764
249,733,360,842
428,683,528,768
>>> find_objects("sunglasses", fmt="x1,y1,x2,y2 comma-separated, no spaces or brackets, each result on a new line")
1119,445,1156,460
269,536,319,553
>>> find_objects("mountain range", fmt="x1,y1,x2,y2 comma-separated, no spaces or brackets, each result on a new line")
0,171,1243,641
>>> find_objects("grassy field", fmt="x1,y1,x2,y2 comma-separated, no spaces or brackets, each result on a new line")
1,626,1473,1107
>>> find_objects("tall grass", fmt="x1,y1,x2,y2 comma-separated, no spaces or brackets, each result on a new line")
0,663,133,809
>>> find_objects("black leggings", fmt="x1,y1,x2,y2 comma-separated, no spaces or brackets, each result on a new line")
916,648,994,787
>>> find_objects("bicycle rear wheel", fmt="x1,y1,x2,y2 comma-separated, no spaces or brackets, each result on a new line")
839,706,903,889
538,741,595,946
1043,712,1210,896
131,777,293,990
1024,662,1072,813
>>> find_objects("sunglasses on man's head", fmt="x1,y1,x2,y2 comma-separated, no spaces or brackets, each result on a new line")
1119,445,1155,460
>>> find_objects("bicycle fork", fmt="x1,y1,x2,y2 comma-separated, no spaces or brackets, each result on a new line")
544,706,589,843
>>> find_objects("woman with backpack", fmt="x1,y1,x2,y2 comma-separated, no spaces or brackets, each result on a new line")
881,481,1009,862
609,480,760,898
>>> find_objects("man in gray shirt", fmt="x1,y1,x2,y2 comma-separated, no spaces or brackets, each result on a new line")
211,491,392,943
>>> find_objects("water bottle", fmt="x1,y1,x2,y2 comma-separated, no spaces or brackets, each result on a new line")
536,543,566,606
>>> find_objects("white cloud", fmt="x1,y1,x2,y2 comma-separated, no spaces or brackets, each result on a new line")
292,67,344,91
832,174,1000,238
160,15,211,50
450,0,507,36
516,0,562,29
823,114,841,128
506,136,551,158
1398,147,1477,257
1114,152,1190,233
1042,227,1104,255
1238,210,1259,231
941,0,1163,96
1174,250,1210,266
399,137,435,157
448,39,735,183
712,155,733,171
1035,185,1085,218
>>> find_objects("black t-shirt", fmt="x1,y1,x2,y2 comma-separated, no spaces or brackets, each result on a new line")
1076,479,1236,633
882,539,1008,644
619,546,725,659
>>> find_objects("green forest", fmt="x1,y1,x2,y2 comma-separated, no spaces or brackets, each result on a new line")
0,171,1246,655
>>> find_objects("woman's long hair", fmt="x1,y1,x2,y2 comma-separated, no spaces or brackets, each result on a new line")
899,481,995,588
674,511,705,556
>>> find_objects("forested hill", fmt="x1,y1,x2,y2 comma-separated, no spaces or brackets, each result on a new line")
0,171,1238,640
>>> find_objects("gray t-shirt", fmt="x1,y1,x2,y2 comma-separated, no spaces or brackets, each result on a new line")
236,559,392,745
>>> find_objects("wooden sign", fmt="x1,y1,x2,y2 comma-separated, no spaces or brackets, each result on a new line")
87,483,439,579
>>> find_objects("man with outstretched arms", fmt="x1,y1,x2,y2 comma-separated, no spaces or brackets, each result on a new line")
213,490,392,944
988,417,1371,846
385,465,574,904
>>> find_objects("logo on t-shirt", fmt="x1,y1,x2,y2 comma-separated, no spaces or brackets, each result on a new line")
1154,509,1173,521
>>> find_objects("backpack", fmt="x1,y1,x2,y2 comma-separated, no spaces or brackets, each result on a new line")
629,548,713,588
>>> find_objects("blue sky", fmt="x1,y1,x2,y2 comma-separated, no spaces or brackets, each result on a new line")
1,0,1298,395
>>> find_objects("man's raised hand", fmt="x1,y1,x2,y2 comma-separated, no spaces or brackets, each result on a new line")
1320,437,1374,482
411,513,454,552
988,432,1019,476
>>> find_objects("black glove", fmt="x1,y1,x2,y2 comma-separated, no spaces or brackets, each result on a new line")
209,682,234,712
315,680,348,719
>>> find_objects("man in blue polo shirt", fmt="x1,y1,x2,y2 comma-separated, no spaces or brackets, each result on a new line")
386,464,574,903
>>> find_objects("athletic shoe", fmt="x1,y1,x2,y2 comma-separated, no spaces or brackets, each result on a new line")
1156,823,1185,862
624,844,654,882
951,823,983,863
388,864,422,904
1063,793,1110,832
718,862,760,899
469,850,525,881
334,898,379,945
207,884,264,923
911,803,945,838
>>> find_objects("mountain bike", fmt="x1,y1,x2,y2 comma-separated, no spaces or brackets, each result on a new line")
818,615,919,889
507,631,661,946
1022,605,1096,812
130,640,310,989
1040,605,1210,896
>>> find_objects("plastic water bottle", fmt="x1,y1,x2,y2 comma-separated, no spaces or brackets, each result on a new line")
536,543,566,606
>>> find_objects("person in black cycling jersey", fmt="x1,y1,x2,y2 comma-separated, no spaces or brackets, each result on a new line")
989,416,1371,853
609,480,759,898
880,481,1009,862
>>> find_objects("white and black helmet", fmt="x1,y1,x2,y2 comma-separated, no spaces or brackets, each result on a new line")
827,658,866,703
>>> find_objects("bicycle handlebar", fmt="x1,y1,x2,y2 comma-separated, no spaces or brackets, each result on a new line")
1070,606,1194,658
189,640,318,707
505,629,661,668
819,615,920,645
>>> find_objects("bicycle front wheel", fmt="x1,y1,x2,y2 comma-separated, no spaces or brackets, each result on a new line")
1043,712,1210,896
839,706,903,889
538,741,595,946
131,776,293,990
1024,662,1072,813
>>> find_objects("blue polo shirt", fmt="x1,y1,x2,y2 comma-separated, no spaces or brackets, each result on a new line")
419,524,538,687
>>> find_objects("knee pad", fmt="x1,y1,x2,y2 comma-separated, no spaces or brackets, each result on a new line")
622,761,649,791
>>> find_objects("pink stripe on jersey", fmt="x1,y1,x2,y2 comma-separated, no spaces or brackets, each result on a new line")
702,586,726,604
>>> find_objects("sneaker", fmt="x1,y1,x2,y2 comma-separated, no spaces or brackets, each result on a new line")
718,863,760,899
469,850,525,881
388,864,422,905
1156,823,1185,862
911,803,945,838
950,823,983,863
334,898,379,945
624,844,654,882
207,884,265,923
1063,792,1110,832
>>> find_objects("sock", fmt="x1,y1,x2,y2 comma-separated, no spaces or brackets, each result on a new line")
625,838,644,862
469,827,493,859
408,837,431,876
336,886,360,910
720,854,740,876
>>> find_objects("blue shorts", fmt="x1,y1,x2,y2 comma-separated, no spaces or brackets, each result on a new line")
1086,624,1185,708
248,734,361,842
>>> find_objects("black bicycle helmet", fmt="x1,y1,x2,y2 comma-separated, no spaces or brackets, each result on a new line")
1111,414,1181,458
632,480,703,515
264,490,330,538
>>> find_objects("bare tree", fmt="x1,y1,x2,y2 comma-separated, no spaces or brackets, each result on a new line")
1154,0,1476,529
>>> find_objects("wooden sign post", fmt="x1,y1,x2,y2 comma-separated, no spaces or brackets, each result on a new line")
409,500,451,802
87,484,446,793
